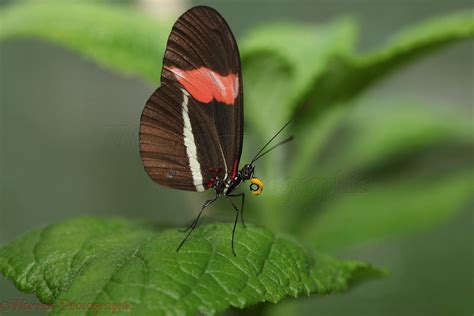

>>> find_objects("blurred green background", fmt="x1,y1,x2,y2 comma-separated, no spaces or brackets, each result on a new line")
0,0,472,315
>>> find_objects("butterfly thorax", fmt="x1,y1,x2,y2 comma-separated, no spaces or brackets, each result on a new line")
214,164,255,196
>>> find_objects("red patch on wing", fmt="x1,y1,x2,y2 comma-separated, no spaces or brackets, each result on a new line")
165,66,238,105
231,160,239,178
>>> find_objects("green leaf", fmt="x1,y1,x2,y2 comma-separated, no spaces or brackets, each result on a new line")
236,10,474,131
292,100,473,181
302,171,474,251
287,101,474,250
295,10,474,125
0,2,169,84
240,19,357,134
0,217,382,315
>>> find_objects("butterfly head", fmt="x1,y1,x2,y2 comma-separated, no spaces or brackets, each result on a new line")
240,163,254,179
240,164,263,196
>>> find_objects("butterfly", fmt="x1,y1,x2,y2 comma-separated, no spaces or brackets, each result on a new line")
139,6,292,255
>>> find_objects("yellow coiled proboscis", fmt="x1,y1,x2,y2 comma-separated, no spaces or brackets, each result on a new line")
250,178,264,195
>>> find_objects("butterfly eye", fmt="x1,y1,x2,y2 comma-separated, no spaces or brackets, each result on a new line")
250,178,264,196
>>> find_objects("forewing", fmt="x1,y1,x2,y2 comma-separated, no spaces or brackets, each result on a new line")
160,6,243,179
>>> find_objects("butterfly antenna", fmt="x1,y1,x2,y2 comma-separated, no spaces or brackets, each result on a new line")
251,120,292,165
252,135,294,162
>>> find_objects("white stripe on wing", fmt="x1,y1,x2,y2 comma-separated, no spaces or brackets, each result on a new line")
181,89,205,192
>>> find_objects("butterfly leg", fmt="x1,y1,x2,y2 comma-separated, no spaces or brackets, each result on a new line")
176,195,218,252
229,193,246,228
178,195,218,233
225,196,242,256
178,217,199,233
